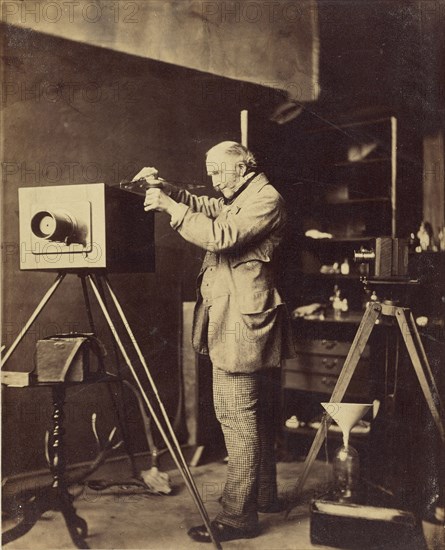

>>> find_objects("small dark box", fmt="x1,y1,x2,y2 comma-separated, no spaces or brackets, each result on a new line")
35,337,91,383
310,500,426,549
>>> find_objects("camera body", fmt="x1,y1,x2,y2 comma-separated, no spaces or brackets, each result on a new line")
355,237,409,279
19,184,155,272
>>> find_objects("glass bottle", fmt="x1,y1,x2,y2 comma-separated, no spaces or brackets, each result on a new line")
333,444,360,502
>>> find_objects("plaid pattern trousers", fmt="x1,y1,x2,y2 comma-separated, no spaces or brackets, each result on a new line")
213,365,280,529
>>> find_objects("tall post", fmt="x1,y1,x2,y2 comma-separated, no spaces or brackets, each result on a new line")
241,109,248,147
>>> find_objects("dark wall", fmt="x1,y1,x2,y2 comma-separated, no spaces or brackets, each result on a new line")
0,24,280,476
249,1,442,306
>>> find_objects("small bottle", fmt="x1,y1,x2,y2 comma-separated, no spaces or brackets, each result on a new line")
333,445,360,502
332,288,342,319
362,289,371,310
340,258,350,275
329,284,339,306
366,291,379,319
438,227,445,251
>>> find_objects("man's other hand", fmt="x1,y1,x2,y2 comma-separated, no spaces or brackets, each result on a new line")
144,188,175,214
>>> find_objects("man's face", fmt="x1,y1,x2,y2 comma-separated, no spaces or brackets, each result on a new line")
206,152,245,200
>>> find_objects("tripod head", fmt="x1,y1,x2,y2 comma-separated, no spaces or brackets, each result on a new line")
361,276,419,307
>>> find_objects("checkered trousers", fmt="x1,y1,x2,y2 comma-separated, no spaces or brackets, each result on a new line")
213,365,280,530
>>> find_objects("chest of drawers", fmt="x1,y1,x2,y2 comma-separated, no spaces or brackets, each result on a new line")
283,338,371,399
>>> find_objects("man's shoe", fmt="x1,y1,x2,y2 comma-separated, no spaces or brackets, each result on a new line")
187,520,259,543
258,498,288,513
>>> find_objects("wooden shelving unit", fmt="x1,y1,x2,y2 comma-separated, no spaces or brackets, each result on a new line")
282,117,399,457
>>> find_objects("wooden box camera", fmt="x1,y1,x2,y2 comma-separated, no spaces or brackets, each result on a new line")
19,184,155,272
354,237,408,278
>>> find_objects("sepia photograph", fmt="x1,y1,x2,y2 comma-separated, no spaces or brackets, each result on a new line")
1,1,444,548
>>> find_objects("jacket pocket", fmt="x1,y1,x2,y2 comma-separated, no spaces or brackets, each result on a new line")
238,288,283,314
230,246,272,268
238,289,283,332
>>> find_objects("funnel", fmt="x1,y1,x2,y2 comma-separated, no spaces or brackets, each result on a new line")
322,403,372,448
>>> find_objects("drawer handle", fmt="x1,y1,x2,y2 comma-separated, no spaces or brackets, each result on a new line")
322,340,338,350
322,358,338,370
322,377,336,387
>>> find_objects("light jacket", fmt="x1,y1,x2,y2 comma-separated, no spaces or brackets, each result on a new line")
170,173,294,373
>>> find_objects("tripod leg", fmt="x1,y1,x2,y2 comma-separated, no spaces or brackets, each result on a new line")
395,308,445,444
80,274,97,334
406,309,444,413
123,380,159,468
1,273,65,367
285,302,381,516
102,276,198,482
86,276,221,550
1,496,46,544
80,274,139,479
101,277,218,525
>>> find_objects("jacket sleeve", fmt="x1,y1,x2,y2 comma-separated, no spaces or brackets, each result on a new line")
169,185,223,219
171,187,286,252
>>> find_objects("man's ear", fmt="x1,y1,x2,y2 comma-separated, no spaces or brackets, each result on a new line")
238,162,247,176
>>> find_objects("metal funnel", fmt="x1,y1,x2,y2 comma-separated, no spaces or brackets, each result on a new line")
321,402,372,448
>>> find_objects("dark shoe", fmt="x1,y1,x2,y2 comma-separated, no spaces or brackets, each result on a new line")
258,498,288,513
187,520,259,543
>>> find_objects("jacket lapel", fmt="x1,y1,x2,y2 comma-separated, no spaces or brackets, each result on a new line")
230,173,270,209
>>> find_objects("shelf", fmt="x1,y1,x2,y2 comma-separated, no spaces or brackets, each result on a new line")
299,117,396,240
283,424,370,439
304,236,377,244
292,310,366,325
334,157,391,167
325,197,391,205
305,273,363,280
283,425,319,436
305,116,396,135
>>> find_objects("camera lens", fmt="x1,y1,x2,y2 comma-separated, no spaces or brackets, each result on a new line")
31,210,76,242
354,248,375,262
36,214,56,237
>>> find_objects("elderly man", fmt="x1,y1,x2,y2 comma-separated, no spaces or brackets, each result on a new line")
137,141,292,543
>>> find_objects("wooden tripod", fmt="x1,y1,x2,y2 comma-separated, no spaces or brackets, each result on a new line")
286,300,445,515
1,271,221,549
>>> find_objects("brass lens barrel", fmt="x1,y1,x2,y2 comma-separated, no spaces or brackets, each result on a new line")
31,210,75,242
354,248,376,262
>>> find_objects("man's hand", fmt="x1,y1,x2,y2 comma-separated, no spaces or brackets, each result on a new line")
132,166,159,182
132,166,175,196
144,188,176,214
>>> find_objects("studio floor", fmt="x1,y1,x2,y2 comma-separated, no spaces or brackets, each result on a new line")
3,457,445,550
3,457,335,550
